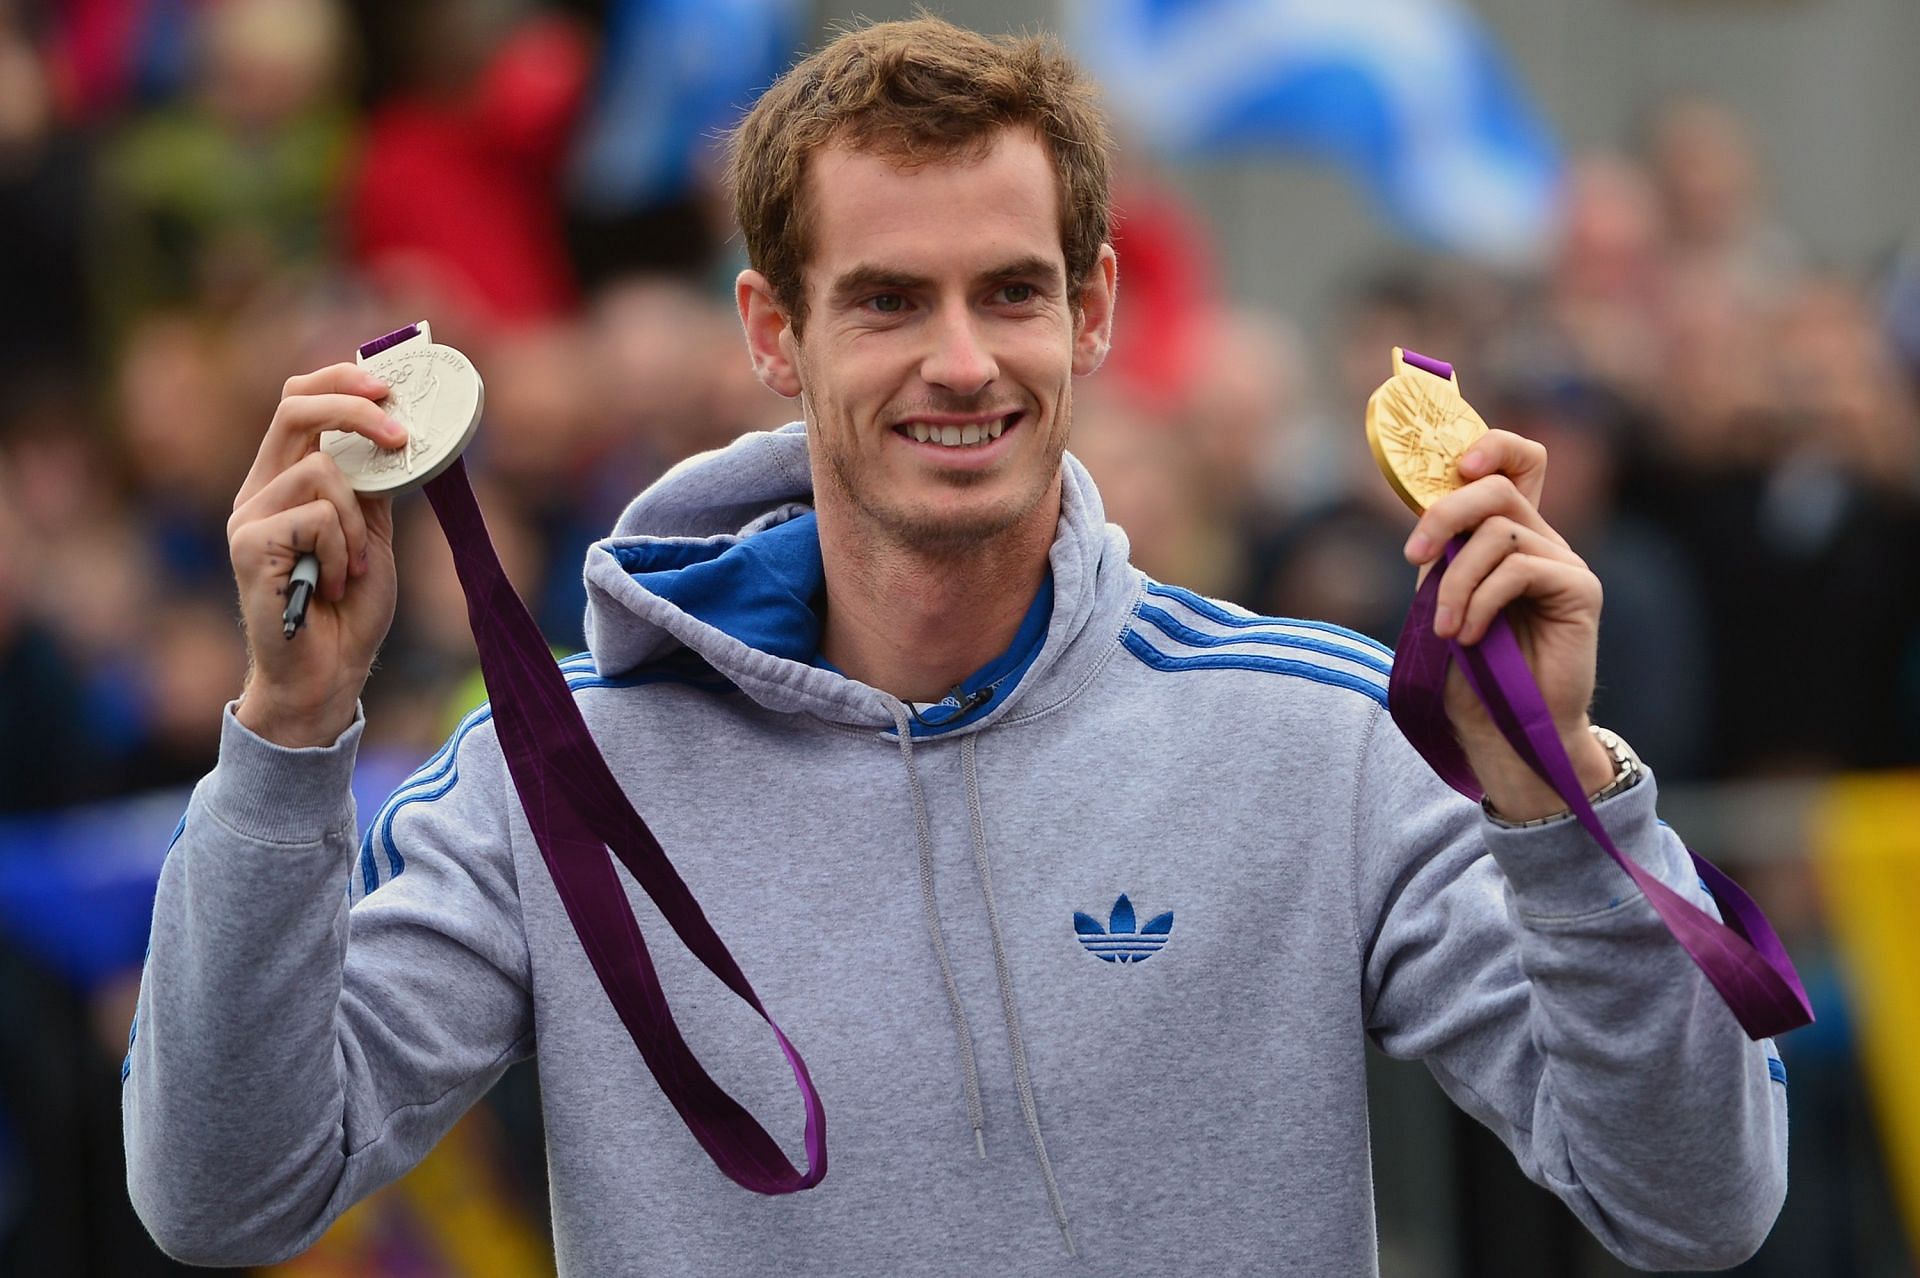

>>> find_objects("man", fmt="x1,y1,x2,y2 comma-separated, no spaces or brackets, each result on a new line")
125,18,1787,1274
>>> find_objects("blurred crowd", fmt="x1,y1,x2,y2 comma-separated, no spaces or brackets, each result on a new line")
2,0,1918,1272
1092,107,1920,785
0,0,807,813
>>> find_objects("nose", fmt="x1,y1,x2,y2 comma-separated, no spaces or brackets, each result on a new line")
919,301,998,396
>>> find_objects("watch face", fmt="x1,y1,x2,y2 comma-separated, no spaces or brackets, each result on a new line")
1589,726,1644,797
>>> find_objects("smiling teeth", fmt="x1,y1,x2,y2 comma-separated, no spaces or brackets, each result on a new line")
907,418,1011,447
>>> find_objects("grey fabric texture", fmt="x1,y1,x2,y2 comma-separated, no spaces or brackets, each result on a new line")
124,424,1787,1274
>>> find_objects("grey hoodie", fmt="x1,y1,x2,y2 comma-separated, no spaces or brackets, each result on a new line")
125,424,1787,1274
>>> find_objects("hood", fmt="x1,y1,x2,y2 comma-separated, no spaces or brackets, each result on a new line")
581,423,1137,735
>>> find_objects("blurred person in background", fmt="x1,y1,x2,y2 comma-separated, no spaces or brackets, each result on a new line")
343,0,591,329
1541,154,1667,409
0,371,121,800
1077,303,1317,603
1639,254,1774,472
1646,96,1804,308
114,309,258,588
116,593,250,793
1098,166,1223,418
0,2,92,394
0,470,98,813
93,0,353,334
585,275,774,486
1175,306,1317,540
1630,271,1920,776
1069,382,1243,597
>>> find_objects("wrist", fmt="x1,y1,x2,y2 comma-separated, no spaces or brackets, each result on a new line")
235,679,359,749
1467,716,1614,822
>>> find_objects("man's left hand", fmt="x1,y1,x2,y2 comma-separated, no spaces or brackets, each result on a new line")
1401,429,1615,821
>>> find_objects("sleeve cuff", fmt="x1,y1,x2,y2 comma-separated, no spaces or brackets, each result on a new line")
199,700,366,844
1481,767,1690,919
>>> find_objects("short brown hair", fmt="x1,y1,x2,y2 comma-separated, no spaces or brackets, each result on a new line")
726,16,1114,331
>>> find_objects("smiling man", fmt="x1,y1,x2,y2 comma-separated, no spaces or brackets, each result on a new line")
737,110,1114,706
125,17,1787,1276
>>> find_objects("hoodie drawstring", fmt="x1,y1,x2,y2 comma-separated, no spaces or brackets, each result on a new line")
891,705,1077,1257
961,732,1077,1256
893,705,990,1160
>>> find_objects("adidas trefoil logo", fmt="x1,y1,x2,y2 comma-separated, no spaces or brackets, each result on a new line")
1074,894,1173,963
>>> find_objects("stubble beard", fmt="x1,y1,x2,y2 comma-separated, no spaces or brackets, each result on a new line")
805,386,1073,562
842,434,1062,558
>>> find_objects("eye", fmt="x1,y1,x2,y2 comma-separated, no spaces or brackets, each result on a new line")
868,293,906,314
1000,283,1036,304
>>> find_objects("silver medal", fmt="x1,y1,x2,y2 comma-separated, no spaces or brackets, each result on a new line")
323,321,483,494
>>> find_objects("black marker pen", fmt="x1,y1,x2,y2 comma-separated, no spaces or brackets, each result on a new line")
282,552,320,639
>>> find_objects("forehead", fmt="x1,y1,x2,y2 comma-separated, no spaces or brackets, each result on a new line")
802,129,1064,285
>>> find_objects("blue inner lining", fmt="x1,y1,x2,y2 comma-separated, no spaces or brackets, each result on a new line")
615,515,826,663
613,512,1052,735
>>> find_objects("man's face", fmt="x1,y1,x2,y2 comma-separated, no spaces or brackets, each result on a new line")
745,129,1114,555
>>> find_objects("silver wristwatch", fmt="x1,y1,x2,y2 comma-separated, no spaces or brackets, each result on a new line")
1484,723,1645,828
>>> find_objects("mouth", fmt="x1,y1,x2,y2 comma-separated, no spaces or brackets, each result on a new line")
893,411,1023,451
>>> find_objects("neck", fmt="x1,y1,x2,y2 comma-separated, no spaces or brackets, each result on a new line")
816,494,1059,704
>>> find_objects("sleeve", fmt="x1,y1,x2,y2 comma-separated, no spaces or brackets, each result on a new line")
123,703,534,1267
1351,705,1789,1271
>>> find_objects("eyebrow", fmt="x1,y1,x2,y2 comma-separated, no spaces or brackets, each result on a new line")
826,256,1066,308
827,265,930,308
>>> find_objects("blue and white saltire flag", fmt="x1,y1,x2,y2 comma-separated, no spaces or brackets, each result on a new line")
571,0,806,212
1069,0,1564,264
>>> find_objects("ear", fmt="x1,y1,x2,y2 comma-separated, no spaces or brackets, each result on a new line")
1071,243,1119,377
736,269,803,398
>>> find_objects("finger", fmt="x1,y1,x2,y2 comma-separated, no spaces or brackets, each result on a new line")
1433,516,1583,638
230,451,372,576
1404,471,1566,565
239,386,403,506
1455,553,1601,647
281,362,389,402
1455,429,1547,503
256,388,404,475
232,497,351,606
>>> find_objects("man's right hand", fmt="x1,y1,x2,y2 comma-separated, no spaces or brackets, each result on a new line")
229,363,407,748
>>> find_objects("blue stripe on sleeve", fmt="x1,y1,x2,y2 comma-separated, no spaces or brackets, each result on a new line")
1135,604,1393,676
1121,628,1389,707
1143,582,1394,656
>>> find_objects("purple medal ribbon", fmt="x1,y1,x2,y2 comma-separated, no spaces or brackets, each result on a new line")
1387,351,1812,1041
360,326,827,1192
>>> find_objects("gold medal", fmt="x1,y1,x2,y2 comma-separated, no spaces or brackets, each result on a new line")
1364,347,1490,514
